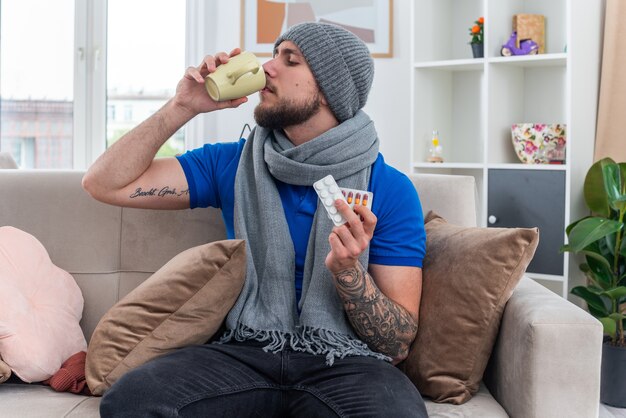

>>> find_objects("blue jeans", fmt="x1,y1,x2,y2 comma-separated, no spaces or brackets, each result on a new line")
100,340,428,417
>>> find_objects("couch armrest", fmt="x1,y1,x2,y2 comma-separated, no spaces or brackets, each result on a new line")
484,277,603,418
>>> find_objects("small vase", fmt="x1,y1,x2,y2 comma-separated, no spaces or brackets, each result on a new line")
471,43,484,58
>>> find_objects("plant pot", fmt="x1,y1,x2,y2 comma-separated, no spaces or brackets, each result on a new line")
471,43,484,58
600,339,626,407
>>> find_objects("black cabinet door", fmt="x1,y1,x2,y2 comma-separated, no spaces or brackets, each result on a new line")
487,169,566,275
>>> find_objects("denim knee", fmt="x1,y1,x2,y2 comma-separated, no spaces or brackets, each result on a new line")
99,367,177,418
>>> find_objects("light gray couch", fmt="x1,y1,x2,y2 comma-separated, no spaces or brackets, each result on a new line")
0,170,603,417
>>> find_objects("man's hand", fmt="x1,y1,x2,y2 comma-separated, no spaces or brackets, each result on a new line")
325,199,377,274
172,48,249,118
325,198,420,363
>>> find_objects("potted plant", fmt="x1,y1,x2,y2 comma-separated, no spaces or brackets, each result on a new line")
468,17,484,58
561,157,626,407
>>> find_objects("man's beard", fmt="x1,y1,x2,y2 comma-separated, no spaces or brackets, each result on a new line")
254,92,322,129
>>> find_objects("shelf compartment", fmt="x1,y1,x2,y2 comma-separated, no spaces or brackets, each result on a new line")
486,0,567,58
487,64,566,164
412,0,483,63
412,67,485,165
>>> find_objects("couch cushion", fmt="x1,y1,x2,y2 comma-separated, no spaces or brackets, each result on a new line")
86,239,246,396
0,381,505,418
0,384,100,418
401,212,539,404
424,383,508,417
0,226,87,383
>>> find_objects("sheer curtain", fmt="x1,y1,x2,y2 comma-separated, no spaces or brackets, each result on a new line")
594,0,626,162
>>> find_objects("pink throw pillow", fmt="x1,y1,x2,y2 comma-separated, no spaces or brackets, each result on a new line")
0,226,87,383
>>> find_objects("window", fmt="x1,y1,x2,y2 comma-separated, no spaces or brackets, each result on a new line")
0,0,75,169
123,105,133,122
1,137,36,168
0,0,186,168
106,0,185,157
107,104,116,122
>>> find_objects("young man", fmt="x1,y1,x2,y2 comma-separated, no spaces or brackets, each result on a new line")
85,22,428,417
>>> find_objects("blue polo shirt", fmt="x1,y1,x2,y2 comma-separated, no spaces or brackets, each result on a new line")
176,138,426,302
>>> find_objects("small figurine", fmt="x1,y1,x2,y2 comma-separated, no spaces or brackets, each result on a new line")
501,31,539,56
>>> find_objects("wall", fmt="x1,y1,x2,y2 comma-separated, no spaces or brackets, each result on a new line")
188,0,412,173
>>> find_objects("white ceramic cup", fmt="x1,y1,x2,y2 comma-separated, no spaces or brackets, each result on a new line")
204,51,266,102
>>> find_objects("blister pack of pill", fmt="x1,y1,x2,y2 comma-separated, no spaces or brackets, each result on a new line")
313,175,374,227
340,187,373,210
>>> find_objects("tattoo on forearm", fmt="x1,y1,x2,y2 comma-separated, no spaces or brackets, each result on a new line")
334,264,418,359
130,187,189,199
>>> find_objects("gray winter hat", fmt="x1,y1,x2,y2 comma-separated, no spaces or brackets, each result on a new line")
274,22,375,123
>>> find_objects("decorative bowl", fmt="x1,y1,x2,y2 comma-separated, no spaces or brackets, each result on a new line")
511,123,567,164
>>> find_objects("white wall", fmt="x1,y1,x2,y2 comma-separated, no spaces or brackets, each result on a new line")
188,0,412,173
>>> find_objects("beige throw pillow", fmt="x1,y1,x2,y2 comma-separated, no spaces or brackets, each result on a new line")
86,239,246,396
401,212,539,404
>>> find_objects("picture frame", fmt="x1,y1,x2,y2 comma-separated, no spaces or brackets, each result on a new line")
240,0,393,58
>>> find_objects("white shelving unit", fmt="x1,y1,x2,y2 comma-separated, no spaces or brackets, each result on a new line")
409,0,604,298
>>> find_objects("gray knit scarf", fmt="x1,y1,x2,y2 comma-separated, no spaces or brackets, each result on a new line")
219,110,389,365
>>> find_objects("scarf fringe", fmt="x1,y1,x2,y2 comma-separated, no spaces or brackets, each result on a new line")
218,323,391,366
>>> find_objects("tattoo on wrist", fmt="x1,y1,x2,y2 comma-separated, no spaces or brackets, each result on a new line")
334,264,418,359
130,187,189,199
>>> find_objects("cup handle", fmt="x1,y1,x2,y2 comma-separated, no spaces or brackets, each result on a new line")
227,61,260,85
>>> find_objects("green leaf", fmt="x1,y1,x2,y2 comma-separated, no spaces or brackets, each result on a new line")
589,304,608,318
571,286,610,315
588,284,605,293
603,161,626,211
585,158,614,216
601,286,626,301
586,255,615,288
566,217,623,252
594,238,617,268
565,217,590,237
605,232,618,256
599,317,617,336
620,163,626,194
586,286,604,295
609,312,626,321
560,246,613,274
581,249,613,273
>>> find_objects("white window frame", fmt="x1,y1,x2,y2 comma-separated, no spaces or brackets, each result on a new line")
4,0,204,170
74,0,199,170
184,0,219,150
73,0,107,170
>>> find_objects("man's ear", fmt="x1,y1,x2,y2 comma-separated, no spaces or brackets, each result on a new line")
320,92,329,106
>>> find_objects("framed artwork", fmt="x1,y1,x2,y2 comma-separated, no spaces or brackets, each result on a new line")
240,0,393,58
